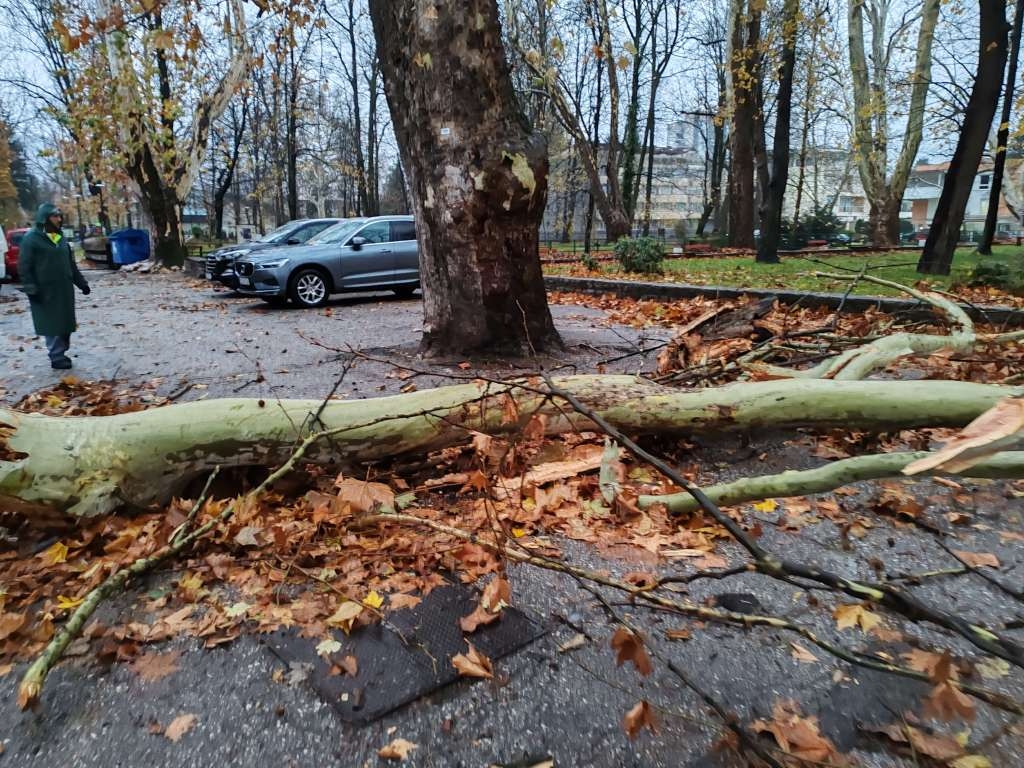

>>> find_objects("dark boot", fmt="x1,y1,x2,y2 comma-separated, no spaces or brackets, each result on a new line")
51,357,72,370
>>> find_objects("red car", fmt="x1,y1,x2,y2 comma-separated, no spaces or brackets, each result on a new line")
5,228,28,280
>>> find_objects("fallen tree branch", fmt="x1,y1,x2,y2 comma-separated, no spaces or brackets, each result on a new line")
4,376,1021,517
638,451,1024,514
538,376,1024,669
744,273,976,380
17,427,326,709
369,511,1024,716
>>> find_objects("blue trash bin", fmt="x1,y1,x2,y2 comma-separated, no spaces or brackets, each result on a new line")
108,228,151,265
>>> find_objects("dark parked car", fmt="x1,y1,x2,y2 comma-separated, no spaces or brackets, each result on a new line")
205,218,341,288
4,227,28,280
234,216,419,307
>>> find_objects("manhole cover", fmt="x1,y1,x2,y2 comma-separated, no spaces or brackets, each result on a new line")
263,580,545,724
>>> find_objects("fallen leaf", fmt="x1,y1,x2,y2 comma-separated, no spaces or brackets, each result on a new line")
335,477,395,514
163,713,197,742
363,591,384,610
927,681,977,722
0,612,26,641
833,603,882,632
481,577,511,612
869,722,964,762
610,627,653,677
316,637,342,658
38,541,68,565
790,643,818,663
753,700,845,764
665,628,692,641
952,550,1001,569
388,593,422,611
378,737,417,760
55,595,84,611
557,633,587,652
224,602,251,619
975,657,1010,679
326,601,363,633
752,499,778,513
233,526,261,547
337,655,358,676
459,604,501,633
950,756,992,768
623,700,658,739
452,642,494,679
130,650,181,682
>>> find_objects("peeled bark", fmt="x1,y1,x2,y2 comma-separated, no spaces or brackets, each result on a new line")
918,0,1009,275
370,0,560,355
2,376,1020,518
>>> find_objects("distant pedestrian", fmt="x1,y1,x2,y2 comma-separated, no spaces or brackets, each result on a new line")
18,203,90,369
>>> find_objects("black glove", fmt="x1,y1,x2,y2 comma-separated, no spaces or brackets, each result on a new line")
81,284,91,296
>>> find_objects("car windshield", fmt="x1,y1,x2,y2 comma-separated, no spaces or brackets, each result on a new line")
309,219,365,245
255,221,306,244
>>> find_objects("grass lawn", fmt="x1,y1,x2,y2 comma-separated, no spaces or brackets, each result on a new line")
545,245,1024,297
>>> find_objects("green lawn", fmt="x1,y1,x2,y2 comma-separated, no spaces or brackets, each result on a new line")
545,246,1024,297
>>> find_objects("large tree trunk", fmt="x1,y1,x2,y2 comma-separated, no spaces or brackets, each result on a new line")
756,0,799,264
918,0,1009,275
370,1,560,355
2,377,1018,518
849,0,940,247
979,0,1024,255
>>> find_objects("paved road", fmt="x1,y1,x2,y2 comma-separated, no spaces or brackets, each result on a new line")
1,270,1022,767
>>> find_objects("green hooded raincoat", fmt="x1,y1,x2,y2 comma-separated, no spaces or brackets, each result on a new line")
18,203,89,337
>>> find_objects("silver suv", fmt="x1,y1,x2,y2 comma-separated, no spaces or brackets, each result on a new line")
234,216,420,307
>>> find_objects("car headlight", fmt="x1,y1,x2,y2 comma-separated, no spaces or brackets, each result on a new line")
257,258,290,269
220,248,252,259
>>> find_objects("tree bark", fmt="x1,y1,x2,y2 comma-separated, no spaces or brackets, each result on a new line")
979,0,1024,255
2,377,1020,518
849,0,940,247
640,450,1024,513
756,0,800,264
918,0,1009,275
369,0,560,355
727,0,760,249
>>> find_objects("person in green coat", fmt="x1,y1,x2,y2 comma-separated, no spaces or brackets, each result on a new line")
18,203,91,369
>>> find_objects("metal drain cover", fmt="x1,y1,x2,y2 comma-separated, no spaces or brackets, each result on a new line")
263,580,545,724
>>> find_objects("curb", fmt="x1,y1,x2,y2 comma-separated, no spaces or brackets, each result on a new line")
543,275,1024,328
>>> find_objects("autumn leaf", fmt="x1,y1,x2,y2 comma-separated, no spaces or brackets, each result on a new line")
610,627,653,677
790,643,818,663
950,756,993,768
363,591,384,610
903,397,1024,475
557,633,587,652
130,651,181,683
378,737,417,760
388,593,422,611
452,641,494,679
926,681,977,722
55,595,85,611
163,713,197,742
623,700,658,739
481,577,511,612
334,477,395,514
752,700,845,764
0,612,26,641
952,550,1001,569
752,499,778,513
326,601,363,633
869,722,964,762
833,603,882,632
316,637,342,658
38,541,68,566
975,657,1010,679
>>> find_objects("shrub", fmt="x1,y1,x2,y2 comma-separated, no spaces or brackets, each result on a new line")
613,236,664,274
579,252,600,272
964,259,1024,294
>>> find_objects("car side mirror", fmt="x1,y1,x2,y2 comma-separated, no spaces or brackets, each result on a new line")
349,236,366,251
286,237,301,245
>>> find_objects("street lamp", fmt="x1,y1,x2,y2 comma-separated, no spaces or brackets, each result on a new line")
89,182,108,234
73,194,83,238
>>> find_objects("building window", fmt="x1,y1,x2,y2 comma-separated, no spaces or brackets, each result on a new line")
900,200,912,213
979,174,991,190
839,196,854,213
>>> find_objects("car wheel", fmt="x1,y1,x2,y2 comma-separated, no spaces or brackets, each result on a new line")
289,268,330,307
392,284,419,298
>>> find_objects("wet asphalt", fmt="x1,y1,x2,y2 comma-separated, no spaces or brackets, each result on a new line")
0,269,1022,767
